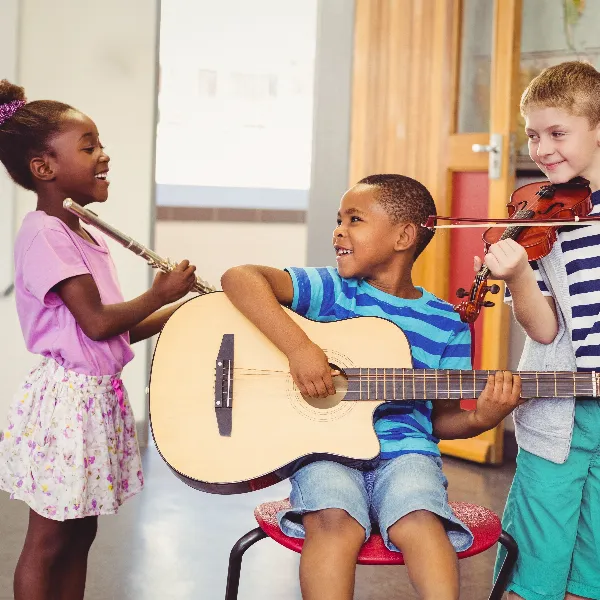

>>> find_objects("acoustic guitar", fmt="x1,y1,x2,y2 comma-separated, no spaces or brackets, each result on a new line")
149,292,598,494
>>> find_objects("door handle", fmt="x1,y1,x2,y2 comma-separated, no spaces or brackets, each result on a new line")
471,133,502,180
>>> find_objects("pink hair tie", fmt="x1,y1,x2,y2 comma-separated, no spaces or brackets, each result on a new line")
0,99,26,126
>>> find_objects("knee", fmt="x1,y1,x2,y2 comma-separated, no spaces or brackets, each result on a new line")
389,510,442,539
31,528,72,566
73,517,98,552
303,508,364,541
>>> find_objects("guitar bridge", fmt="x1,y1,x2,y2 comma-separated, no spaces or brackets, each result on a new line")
215,334,234,437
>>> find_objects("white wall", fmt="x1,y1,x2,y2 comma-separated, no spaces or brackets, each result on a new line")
0,0,160,445
0,0,19,295
306,0,355,266
155,221,307,287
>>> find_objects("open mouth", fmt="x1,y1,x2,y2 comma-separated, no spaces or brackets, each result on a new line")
335,247,353,258
95,172,109,183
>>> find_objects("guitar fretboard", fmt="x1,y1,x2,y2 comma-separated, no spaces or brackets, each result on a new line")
342,369,597,401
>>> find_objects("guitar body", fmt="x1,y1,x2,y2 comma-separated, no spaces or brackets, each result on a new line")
149,292,415,494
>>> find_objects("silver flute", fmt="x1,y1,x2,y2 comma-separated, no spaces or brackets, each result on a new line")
63,199,215,295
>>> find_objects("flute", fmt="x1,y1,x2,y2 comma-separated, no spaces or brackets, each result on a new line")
63,199,215,295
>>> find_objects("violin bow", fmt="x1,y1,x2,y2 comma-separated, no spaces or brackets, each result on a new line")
423,214,600,229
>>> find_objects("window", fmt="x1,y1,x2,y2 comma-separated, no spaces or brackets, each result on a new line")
156,0,318,210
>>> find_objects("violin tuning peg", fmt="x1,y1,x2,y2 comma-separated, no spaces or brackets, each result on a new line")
489,284,500,294
456,288,468,299
483,301,495,308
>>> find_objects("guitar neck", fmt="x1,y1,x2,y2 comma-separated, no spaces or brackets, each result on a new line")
343,369,598,401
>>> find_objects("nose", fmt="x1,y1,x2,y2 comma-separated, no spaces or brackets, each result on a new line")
536,135,553,158
333,223,345,238
100,149,111,163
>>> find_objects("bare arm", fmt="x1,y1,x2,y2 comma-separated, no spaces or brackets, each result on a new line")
221,265,337,398
506,271,558,344
432,371,523,439
54,261,196,342
221,265,301,355
478,239,558,344
129,301,187,344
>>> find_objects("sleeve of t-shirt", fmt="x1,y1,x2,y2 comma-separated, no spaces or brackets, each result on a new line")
284,266,340,319
504,260,551,304
22,228,90,305
439,322,472,370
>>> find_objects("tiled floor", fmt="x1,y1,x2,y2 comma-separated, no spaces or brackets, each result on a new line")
0,444,515,599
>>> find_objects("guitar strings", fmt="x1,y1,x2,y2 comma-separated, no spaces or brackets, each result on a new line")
230,368,592,381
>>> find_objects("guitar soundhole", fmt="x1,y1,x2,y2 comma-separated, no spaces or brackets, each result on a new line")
302,363,349,410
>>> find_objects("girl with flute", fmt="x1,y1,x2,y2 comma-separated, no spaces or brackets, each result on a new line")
0,79,197,600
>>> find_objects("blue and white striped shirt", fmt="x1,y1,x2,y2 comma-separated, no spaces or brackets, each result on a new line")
505,189,600,372
286,267,472,459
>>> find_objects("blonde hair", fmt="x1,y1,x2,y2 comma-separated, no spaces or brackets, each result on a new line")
520,61,600,127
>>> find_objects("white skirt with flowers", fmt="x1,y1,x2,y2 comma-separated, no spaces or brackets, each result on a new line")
0,357,143,521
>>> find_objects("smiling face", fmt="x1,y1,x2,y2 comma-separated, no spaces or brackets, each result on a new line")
525,105,600,190
38,110,111,204
332,184,416,280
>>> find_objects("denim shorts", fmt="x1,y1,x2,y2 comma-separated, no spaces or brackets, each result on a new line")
277,453,473,552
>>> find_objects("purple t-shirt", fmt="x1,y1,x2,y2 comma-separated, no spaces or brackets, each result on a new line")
14,211,134,376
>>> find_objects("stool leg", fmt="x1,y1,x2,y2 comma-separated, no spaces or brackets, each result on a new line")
225,527,268,600
488,530,519,600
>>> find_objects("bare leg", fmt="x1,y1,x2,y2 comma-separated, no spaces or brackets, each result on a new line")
388,510,459,600
54,516,98,600
14,510,73,600
299,508,365,600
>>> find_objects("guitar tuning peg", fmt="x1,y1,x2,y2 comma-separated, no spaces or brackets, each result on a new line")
456,288,468,298
488,284,500,294
483,301,495,308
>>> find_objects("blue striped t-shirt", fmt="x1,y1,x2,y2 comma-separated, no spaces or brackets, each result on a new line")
286,267,472,459
505,189,600,372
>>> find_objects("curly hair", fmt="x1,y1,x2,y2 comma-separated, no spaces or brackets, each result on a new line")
0,79,74,191
357,174,436,259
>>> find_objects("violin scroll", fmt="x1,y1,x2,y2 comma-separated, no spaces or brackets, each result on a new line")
453,269,500,324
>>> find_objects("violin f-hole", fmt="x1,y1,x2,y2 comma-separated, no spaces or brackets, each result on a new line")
539,202,565,215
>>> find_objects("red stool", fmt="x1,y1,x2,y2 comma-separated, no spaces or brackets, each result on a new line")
225,498,518,599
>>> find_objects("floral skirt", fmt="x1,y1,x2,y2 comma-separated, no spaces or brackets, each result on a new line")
0,357,143,521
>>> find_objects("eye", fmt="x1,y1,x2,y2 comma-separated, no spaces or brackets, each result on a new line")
350,216,361,222
336,219,342,226
82,141,106,154
551,131,565,138
527,133,539,141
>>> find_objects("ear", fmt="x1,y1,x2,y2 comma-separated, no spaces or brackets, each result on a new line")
394,222,418,253
29,155,56,183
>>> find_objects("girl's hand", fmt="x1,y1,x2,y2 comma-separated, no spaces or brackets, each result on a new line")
151,259,197,305
287,339,340,399
474,239,530,284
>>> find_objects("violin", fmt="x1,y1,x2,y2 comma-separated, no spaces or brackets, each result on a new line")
425,177,593,323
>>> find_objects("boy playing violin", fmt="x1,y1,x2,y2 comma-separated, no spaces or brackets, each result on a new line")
222,173,522,600
478,61,600,600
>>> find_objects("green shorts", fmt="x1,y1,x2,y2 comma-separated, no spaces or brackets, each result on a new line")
494,400,600,600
